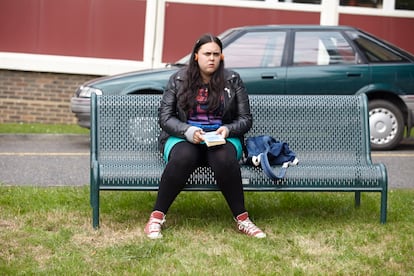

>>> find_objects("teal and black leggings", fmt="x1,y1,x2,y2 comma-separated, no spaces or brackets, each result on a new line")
153,141,246,217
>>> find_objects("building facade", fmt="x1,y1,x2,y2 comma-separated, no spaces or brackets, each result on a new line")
1,0,413,124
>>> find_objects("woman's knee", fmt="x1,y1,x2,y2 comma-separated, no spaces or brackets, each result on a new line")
168,142,200,165
208,144,237,166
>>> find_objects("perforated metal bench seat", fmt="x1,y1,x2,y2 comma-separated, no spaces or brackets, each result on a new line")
90,94,387,228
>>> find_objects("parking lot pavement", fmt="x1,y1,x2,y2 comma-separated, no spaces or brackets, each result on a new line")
0,134,413,188
0,134,89,186
371,138,414,189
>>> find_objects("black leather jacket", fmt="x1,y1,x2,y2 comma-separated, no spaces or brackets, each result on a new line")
158,68,253,152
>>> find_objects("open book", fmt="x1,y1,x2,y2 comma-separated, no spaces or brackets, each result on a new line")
202,131,226,147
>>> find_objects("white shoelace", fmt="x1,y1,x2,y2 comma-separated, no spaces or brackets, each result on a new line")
237,218,262,236
148,217,164,233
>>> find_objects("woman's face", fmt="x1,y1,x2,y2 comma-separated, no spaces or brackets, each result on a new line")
196,42,222,82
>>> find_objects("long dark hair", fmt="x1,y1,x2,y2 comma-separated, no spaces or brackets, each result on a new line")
178,33,225,113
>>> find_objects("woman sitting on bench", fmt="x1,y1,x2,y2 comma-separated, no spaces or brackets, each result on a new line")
144,33,266,239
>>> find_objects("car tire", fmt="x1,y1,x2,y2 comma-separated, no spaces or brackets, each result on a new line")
368,99,404,150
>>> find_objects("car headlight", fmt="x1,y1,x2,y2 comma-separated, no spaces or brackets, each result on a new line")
78,86,103,97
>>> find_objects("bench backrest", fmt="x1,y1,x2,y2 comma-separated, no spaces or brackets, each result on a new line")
91,94,371,166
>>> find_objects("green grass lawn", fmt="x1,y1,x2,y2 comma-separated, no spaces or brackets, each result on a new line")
0,123,89,134
0,186,413,275
1,123,413,274
1,123,414,137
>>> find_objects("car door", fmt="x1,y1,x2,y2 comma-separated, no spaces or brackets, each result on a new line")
222,29,287,95
286,30,370,95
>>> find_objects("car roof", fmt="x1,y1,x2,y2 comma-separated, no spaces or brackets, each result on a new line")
225,24,357,32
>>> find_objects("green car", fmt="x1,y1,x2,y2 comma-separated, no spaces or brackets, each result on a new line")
71,25,414,150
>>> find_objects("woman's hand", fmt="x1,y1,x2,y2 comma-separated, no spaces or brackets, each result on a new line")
215,126,228,139
193,130,205,144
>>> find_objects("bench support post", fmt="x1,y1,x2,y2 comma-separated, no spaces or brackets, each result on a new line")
92,194,100,229
380,189,388,224
90,165,100,229
354,191,361,207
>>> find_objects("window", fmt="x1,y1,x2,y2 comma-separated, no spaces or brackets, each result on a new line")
340,0,382,8
396,0,414,10
278,0,321,3
346,31,407,62
249,0,322,3
293,31,357,66
223,31,287,68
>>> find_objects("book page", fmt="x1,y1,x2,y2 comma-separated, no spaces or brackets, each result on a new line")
202,132,226,147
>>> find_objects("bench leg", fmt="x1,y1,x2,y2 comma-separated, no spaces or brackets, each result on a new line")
380,189,387,224
90,166,100,229
91,189,100,229
354,191,361,207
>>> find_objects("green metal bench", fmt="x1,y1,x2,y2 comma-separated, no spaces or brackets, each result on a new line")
90,93,388,228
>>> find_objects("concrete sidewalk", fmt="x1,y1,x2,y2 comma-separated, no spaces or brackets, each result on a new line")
1,134,413,188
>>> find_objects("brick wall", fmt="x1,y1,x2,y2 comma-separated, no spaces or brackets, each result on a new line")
0,70,98,125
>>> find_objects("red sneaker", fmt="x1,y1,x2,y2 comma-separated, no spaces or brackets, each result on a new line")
235,212,266,238
144,211,166,239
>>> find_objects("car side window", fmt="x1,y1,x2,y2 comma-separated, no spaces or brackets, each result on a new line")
293,31,357,66
345,30,407,63
223,31,286,68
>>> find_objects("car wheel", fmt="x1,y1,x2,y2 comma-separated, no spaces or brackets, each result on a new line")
368,99,404,150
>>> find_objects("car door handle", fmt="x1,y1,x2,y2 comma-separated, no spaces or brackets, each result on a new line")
346,72,362,77
261,73,277,79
